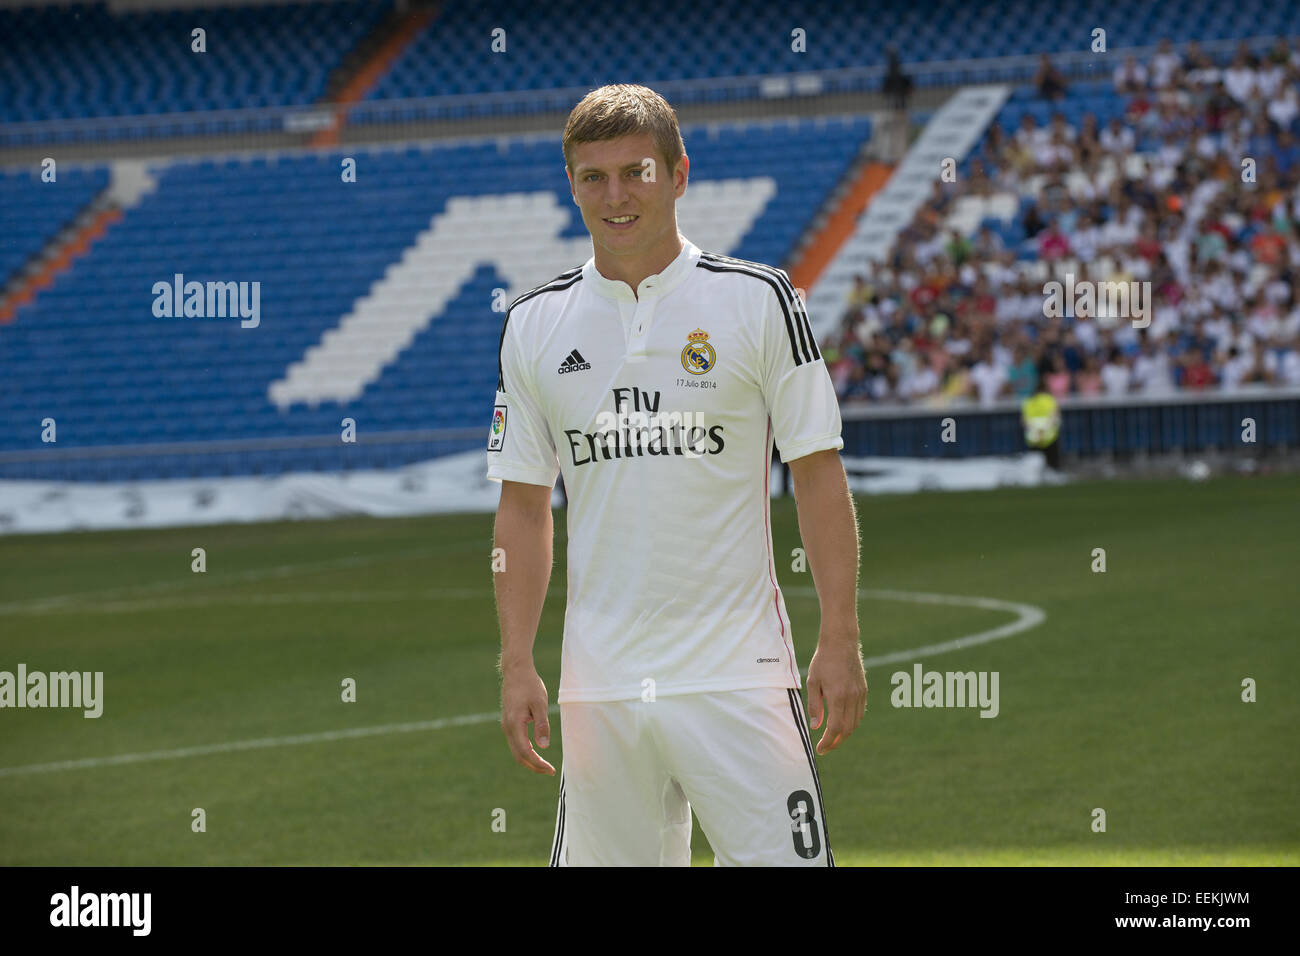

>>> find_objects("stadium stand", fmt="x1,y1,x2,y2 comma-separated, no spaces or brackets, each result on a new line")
0,116,871,480
0,0,390,122
369,0,1300,100
821,38,1300,405
5,0,1297,125
2,0,1298,491
0,165,110,284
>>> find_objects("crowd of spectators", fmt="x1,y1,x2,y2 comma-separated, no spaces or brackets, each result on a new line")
823,38,1300,406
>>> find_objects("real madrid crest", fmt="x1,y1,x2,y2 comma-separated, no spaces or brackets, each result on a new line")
681,328,716,375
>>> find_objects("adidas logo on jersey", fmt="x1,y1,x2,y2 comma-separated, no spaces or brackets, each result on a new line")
558,349,591,374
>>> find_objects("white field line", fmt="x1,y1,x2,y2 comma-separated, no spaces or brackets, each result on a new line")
0,588,1044,778
788,587,1047,667
0,713,508,778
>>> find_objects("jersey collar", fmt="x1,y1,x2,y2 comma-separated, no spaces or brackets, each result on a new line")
582,234,701,302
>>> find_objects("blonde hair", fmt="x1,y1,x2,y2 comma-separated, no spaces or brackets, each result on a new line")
562,84,686,173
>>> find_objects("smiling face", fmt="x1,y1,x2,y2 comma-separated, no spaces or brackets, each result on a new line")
566,132,688,286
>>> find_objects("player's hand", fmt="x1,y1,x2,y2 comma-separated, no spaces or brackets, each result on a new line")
805,634,867,755
500,665,556,775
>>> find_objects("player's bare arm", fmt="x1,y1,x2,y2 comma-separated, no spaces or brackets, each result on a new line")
787,448,865,755
493,479,557,776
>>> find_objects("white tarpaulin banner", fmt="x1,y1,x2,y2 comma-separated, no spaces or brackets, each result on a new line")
0,451,547,536
0,450,1051,536
840,453,1049,494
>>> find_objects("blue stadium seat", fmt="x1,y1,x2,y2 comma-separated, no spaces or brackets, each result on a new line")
0,1,390,122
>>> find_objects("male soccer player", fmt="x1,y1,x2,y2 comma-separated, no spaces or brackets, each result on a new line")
488,84,866,866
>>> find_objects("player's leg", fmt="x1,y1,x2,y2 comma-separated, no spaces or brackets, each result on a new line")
552,698,691,866
654,687,834,867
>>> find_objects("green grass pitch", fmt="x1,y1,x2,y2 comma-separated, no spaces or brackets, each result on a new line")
0,474,1296,865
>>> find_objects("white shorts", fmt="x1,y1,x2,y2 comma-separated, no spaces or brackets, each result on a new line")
550,686,834,867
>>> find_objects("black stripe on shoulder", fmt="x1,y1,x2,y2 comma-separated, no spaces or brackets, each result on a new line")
786,277,820,361
703,253,819,364
496,268,584,392
696,259,803,367
696,253,817,366
505,266,583,315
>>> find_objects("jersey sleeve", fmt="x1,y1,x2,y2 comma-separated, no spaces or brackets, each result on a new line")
758,272,845,463
485,311,560,487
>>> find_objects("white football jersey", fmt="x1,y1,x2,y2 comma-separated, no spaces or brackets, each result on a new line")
487,236,843,702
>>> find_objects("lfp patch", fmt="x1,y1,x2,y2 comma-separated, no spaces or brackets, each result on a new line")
488,405,507,451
